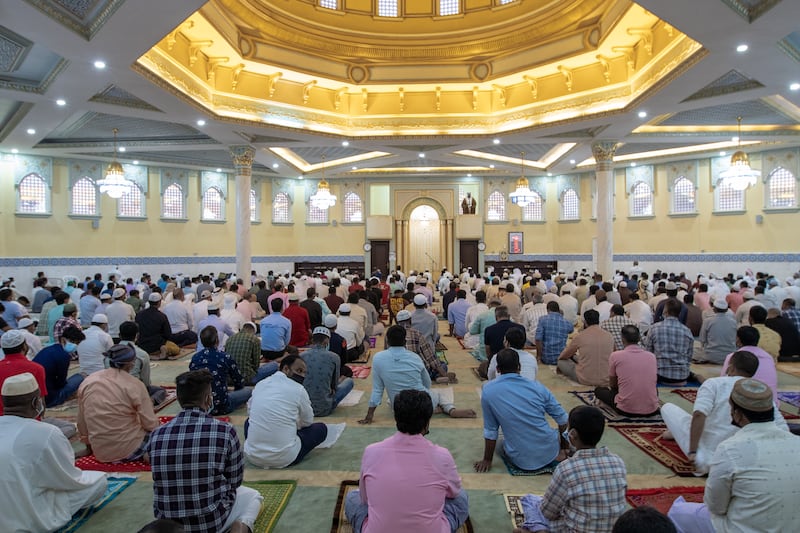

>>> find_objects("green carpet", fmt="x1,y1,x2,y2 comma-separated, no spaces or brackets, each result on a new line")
245,480,297,533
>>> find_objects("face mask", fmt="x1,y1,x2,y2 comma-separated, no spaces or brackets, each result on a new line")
35,398,45,418
290,373,305,385
64,342,77,354
206,396,215,415
562,429,576,452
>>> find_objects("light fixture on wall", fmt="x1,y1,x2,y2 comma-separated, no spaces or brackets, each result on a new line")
97,128,134,199
309,154,337,209
719,117,760,191
509,152,537,207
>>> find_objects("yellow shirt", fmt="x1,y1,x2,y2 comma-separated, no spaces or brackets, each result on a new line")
754,324,781,361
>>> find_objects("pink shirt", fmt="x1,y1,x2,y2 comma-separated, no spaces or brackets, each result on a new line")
608,345,659,414
360,432,461,533
720,346,778,403
695,292,712,311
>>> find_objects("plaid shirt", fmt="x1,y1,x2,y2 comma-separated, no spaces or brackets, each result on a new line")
644,316,694,380
53,316,81,342
534,312,574,364
540,447,627,533
149,408,243,532
385,324,439,374
189,348,246,415
600,315,638,351
224,330,261,382
782,308,800,334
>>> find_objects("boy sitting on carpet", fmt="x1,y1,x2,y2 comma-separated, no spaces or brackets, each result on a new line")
514,406,627,533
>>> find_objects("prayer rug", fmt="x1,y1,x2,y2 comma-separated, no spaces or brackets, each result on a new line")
610,423,695,476
337,389,364,407
319,423,346,449
244,480,296,533
569,391,662,423
347,365,371,379
349,350,371,365
501,454,558,476
153,389,178,413
47,398,79,412
626,486,706,515
777,391,800,409
776,362,800,379
330,481,474,533
436,341,448,351
657,378,701,388
503,494,529,529
671,389,800,419
471,367,488,381
56,476,136,533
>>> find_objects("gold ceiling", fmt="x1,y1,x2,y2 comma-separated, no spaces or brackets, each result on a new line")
135,0,704,137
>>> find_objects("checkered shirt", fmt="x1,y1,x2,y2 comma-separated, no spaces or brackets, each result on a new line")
53,316,81,342
600,315,638,351
149,408,243,532
540,447,627,533
535,312,574,364
782,308,800,335
644,316,694,380
189,348,246,415
385,324,439,373
225,330,261,382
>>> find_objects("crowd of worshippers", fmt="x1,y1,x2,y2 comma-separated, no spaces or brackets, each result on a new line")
1,264,799,532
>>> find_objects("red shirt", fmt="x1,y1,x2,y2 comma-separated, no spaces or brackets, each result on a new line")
0,353,48,414
283,303,311,347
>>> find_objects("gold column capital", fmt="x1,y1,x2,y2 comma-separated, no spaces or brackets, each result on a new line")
591,141,620,172
230,145,256,176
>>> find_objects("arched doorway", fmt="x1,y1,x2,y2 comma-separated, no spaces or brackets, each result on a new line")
409,205,440,273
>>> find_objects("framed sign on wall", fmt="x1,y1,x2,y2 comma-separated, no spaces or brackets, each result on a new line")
508,232,523,254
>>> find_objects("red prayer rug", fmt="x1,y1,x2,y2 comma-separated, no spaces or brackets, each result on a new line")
626,486,706,515
347,365,371,379
671,388,800,419
611,423,696,476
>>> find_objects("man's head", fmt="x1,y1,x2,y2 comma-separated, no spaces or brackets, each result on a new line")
748,305,767,325
782,298,796,311
456,289,466,300
279,355,306,384
495,348,520,375
474,290,486,304
566,405,605,448
726,350,759,378
620,325,640,346
504,327,526,350
736,326,759,348
664,298,682,318
610,304,624,317
546,301,560,314
91,313,108,331
55,291,70,305
612,507,677,533
200,325,219,349
595,289,607,303
729,378,775,426
386,325,407,347
583,309,600,327
119,321,139,343
311,326,330,347
270,298,284,314
413,294,427,309
1,372,43,419
175,369,213,410
1,330,26,356
106,343,137,372
393,389,433,436
395,309,411,324
494,305,510,321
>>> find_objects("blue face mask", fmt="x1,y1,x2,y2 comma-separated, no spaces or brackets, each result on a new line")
64,342,77,354
562,429,576,451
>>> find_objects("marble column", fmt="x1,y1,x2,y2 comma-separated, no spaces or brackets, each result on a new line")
445,219,454,274
439,220,447,272
395,219,404,271
402,220,410,272
592,141,619,279
230,145,255,288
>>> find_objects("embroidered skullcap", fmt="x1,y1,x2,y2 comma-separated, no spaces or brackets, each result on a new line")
1,373,38,396
413,294,427,306
396,310,412,322
148,292,162,303
0,330,25,349
312,327,330,338
730,379,773,412
324,314,338,328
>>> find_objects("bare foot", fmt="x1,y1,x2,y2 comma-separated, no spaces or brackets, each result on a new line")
555,449,569,461
661,430,674,440
436,376,450,384
447,408,477,418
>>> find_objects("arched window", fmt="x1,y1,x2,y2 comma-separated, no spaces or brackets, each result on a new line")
630,182,653,217
307,202,330,224
521,193,544,221
671,176,695,214
202,186,224,221
17,174,49,214
249,189,259,222
714,182,745,212
560,188,579,220
377,0,398,17
766,167,797,209
118,183,145,218
70,177,98,216
440,0,460,16
162,183,185,219
319,0,338,8
486,191,506,221
343,192,363,223
272,192,291,223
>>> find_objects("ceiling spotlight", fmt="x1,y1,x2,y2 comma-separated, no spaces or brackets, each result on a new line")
790,82,800,91
731,136,739,143
342,141,349,147
26,128,36,135
56,99,66,106
418,152,425,158
638,111,647,118
720,151,727,156
93,60,106,69
736,44,748,53
569,159,576,165
547,172,553,176
298,176,304,180
631,162,637,167
493,139,501,145
272,163,279,168
11,149,19,154
351,166,358,170
118,146,126,152
196,119,206,126
133,160,139,165
489,164,495,169
216,168,222,172
467,173,472,177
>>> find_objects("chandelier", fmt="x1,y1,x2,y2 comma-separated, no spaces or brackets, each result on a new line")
97,128,135,199
309,155,337,209
509,152,537,207
719,117,760,191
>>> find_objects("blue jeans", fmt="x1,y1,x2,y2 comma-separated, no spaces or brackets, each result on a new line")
224,387,253,414
46,373,84,408
345,488,468,533
250,361,279,385
290,423,328,466
332,378,355,408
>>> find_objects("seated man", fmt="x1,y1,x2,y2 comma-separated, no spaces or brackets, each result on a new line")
483,305,523,362
661,350,787,475
410,294,440,351
149,369,263,533
668,379,800,532
346,389,469,533
594,325,660,417
226,322,278,386
514,406,627,533
189,326,252,415
558,309,614,386
337,303,366,362
161,288,197,347
534,301,574,365
0,330,48,414
197,303,235,349
301,327,354,417
118,321,167,405
283,293,311,347
135,293,174,358
259,298,291,360
0,373,107,532
391,310,449,382
78,313,114,376
720,326,778,403
77,344,159,462
487,331,537,382
33,325,86,407
475,349,568,473
694,298,737,364
359,326,475,425
644,298,694,385
244,355,328,468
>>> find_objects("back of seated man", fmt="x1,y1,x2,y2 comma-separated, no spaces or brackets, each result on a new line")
487,330,537,382
346,389,469,533
33,325,86,408
558,309,614,386
301,327,354,417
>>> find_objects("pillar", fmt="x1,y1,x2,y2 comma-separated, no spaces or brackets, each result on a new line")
230,145,255,288
446,219,454,274
591,141,619,279
403,220,411,272
439,220,447,272
395,219,404,271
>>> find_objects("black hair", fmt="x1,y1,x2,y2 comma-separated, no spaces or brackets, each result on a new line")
664,298,682,317
731,401,775,423
736,326,760,347
495,348,520,374
279,354,302,371
504,327,526,349
55,292,70,305
546,301,560,313
119,321,139,342
568,405,605,446
583,309,600,326
749,305,767,324
611,304,625,316
270,298,283,313
200,325,218,349
393,389,433,435
620,325,640,345
175,369,213,407
475,290,486,303
612,507,677,533
456,289,466,299
729,350,758,377
386,325,407,347
61,326,86,344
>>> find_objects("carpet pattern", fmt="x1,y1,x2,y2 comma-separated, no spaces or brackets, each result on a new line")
570,391,662,423
349,351,372,365
56,477,136,533
244,480,297,533
503,494,527,529
611,423,695,476
626,486,706,515
671,389,800,419
331,481,474,533
501,455,558,477
777,391,800,410
347,366,371,379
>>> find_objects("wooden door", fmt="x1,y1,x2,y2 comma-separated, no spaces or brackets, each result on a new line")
370,240,390,277
459,240,479,271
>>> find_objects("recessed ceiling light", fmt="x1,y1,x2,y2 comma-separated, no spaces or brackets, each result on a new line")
272,163,279,168
790,82,800,91
467,173,472,177
493,139,501,145
719,151,727,156
736,44,748,53
342,141,349,147
11,149,19,154
569,159,576,165
489,164,495,169
216,168,222,172
351,166,358,170
638,111,647,118
26,128,35,135
133,160,139,165
731,136,739,143
419,152,425,158
547,172,553,176
118,146,126,152
298,176,304,180
630,162,637,167
93,60,106,69
56,99,66,106
196,119,206,126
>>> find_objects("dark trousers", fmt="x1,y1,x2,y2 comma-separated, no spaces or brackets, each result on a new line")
345,343,365,363
243,420,327,466
170,330,197,347
594,386,661,417
261,349,285,361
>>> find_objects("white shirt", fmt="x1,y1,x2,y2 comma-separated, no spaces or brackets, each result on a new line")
0,416,107,533
78,325,113,375
465,303,489,332
337,315,364,349
625,300,653,326
487,348,537,381
163,300,193,333
244,371,315,468
557,294,579,324
20,329,43,359
104,300,135,337
521,303,548,344
192,299,210,331
595,301,613,323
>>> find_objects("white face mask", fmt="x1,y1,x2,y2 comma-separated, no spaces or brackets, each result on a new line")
35,398,45,418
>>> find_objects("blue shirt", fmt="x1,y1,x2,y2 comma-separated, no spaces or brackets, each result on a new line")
189,348,246,415
482,373,568,470
369,346,431,408
33,343,71,399
259,312,291,351
535,312,575,364
447,298,471,338
78,295,100,327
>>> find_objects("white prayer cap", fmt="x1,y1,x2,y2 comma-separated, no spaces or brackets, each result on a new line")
17,317,34,329
618,281,627,288
113,288,126,299
339,304,351,313
0,330,25,349
713,298,729,310
100,293,112,301
665,282,677,291
742,289,755,300
312,326,331,337
324,314,338,328
1,372,38,396
207,302,220,311
413,294,427,306
91,313,108,324
288,293,300,301
396,310,412,322
200,290,212,299
148,292,162,303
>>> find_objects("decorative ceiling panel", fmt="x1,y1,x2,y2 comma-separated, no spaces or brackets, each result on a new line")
717,0,782,22
0,99,32,141
0,26,33,72
472,144,556,160
659,99,797,126
236,132,301,144
291,146,372,164
23,0,125,40
543,126,607,139
44,112,209,142
615,142,703,156
88,85,162,112
78,149,274,172
682,70,764,102
778,31,800,63
0,26,66,94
